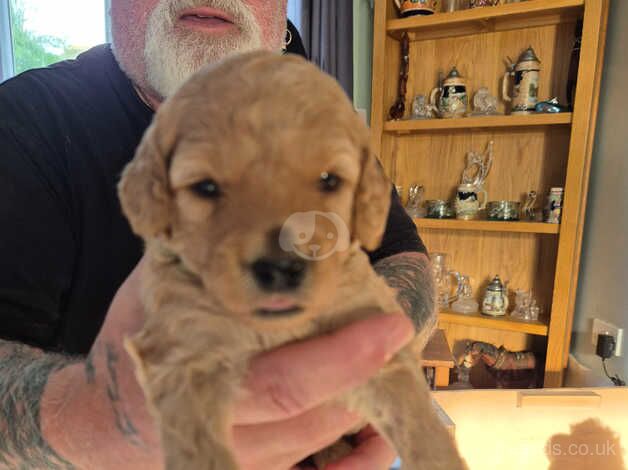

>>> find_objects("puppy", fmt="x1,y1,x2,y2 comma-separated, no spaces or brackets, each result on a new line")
118,50,466,470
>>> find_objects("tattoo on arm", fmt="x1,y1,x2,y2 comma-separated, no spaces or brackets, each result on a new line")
0,340,76,469
104,343,141,446
374,252,437,337
84,350,95,385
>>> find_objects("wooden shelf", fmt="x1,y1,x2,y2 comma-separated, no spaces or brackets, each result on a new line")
371,0,609,386
414,218,560,234
438,309,549,336
384,113,572,133
387,0,584,41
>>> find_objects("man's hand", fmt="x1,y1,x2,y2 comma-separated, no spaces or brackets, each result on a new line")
41,259,413,469
232,313,413,470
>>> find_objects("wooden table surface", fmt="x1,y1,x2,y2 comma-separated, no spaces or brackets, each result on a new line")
422,329,455,387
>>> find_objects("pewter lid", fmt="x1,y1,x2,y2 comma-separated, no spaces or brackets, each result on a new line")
518,46,540,64
446,66,463,79
487,275,505,292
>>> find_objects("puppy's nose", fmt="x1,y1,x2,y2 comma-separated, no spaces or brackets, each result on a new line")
251,257,307,291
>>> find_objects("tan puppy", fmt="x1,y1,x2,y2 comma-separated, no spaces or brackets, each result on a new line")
118,50,466,470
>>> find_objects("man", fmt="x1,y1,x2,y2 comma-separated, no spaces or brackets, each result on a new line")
0,1,436,468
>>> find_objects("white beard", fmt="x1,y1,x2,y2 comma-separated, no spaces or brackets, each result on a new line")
144,0,264,99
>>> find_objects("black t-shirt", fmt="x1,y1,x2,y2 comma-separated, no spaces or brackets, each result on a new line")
0,44,426,355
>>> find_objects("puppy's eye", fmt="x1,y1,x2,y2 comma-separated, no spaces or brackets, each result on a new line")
190,179,222,199
319,172,342,192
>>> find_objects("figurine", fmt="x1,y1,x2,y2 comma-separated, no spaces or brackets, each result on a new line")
411,95,436,119
405,184,427,218
502,46,541,114
471,87,500,116
511,290,541,322
521,190,537,220
457,341,538,389
430,66,468,118
389,33,409,120
461,140,494,188
535,97,568,113
451,274,479,314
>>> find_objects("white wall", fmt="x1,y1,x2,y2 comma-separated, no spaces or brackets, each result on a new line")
571,0,628,383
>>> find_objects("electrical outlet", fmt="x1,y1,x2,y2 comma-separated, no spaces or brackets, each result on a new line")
592,318,624,357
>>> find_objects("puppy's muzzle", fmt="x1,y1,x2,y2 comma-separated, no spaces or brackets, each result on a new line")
250,256,307,292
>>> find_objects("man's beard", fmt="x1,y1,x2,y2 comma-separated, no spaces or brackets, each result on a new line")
144,0,264,99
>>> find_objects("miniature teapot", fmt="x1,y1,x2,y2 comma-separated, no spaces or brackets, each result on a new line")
481,275,509,316
430,66,468,118
394,0,439,17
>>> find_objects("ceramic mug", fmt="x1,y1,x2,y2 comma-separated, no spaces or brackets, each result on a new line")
454,184,487,220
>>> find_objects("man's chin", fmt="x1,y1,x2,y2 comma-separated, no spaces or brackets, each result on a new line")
144,35,254,99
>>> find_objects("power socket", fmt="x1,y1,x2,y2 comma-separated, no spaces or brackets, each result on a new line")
591,318,624,357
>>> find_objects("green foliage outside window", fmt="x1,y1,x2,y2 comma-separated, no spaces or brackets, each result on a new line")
9,0,83,75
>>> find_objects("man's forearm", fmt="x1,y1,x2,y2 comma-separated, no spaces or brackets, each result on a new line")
374,252,437,338
0,337,155,470
0,340,76,469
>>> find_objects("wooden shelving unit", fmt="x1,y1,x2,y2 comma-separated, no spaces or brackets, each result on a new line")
439,310,549,336
414,218,560,234
386,0,584,40
384,112,572,133
370,0,609,387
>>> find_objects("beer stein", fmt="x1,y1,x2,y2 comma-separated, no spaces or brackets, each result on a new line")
502,46,541,114
482,275,509,316
430,253,463,311
454,183,487,220
394,0,439,17
430,66,468,118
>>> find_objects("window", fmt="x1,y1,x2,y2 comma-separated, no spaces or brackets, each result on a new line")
287,0,302,32
1,0,108,82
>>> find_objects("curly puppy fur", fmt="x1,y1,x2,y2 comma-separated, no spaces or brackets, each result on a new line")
118,50,466,470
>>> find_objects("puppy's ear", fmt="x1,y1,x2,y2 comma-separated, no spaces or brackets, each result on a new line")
352,149,392,251
118,115,176,239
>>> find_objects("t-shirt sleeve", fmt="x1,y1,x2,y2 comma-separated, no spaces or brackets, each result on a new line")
366,186,427,264
0,126,75,348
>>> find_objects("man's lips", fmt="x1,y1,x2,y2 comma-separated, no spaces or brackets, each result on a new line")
178,7,235,31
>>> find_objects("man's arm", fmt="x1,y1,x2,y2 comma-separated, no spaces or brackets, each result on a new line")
374,251,437,342
0,342,76,469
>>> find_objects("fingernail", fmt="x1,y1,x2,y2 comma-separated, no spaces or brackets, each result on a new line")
382,314,415,359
